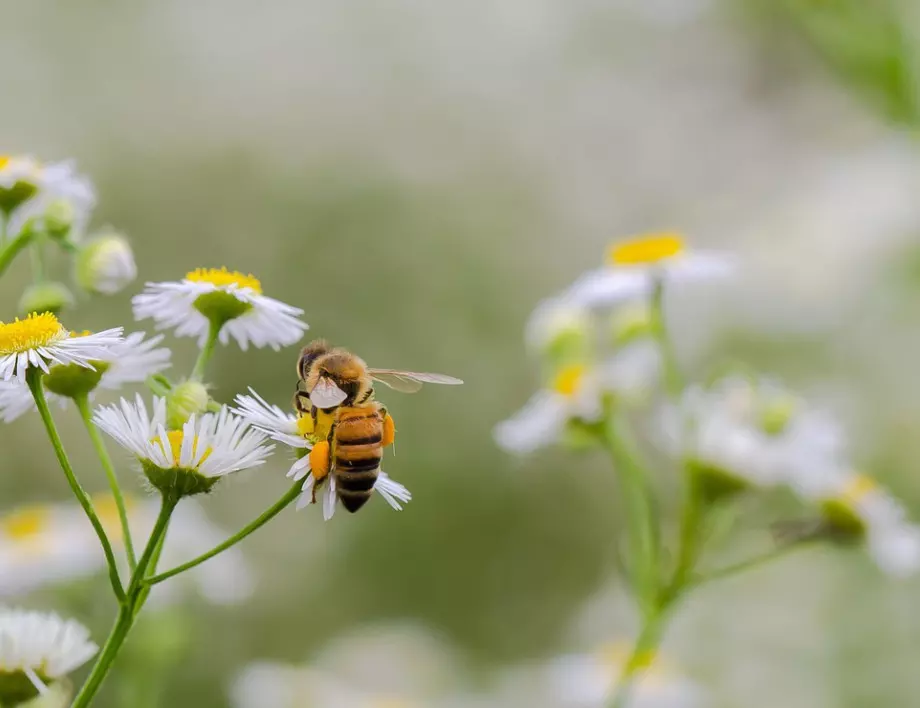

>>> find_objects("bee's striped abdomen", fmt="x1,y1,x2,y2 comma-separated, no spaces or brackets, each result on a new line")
333,406,383,513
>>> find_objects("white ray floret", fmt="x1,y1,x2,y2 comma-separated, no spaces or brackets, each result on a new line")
0,608,98,697
132,267,307,351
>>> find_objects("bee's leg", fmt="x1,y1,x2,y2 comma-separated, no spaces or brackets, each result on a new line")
381,408,396,447
309,439,332,503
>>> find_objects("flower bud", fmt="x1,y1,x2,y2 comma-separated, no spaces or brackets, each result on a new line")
167,380,210,429
44,359,110,399
42,199,76,241
18,282,75,317
74,233,137,295
610,302,654,347
526,298,593,373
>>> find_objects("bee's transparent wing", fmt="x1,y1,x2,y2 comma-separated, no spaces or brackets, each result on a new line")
368,369,464,394
310,377,348,408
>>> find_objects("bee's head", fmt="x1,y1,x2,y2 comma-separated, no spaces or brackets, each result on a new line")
311,349,370,406
297,339,331,381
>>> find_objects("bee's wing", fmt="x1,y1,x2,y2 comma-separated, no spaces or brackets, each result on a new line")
309,377,348,408
368,369,464,394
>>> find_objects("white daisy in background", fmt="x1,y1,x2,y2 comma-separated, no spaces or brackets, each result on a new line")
662,376,844,496
74,233,137,295
233,389,411,520
231,623,465,708
525,296,593,358
796,473,920,577
0,608,98,703
93,395,273,498
543,642,705,708
133,267,307,351
0,312,122,382
0,156,44,220
0,331,170,421
566,233,734,309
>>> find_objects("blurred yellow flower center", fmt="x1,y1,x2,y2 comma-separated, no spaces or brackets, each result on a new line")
0,312,66,355
608,233,685,266
296,415,315,437
154,430,212,467
553,364,587,397
841,475,878,506
186,267,262,294
1,506,50,540
600,642,657,671
0,156,9,170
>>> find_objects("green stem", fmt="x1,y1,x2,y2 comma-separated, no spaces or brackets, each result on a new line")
610,609,667,708
692,537,816,589
0,228,34,278
26,369,125,601
650,278,682,397
662,477,703,605
70,496,177,708
74,394,137,572
190,319,222,381
146,482,301,586
603,419,659,615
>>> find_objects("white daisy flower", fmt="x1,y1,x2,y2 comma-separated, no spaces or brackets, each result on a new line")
132,267,307,351
0,312,122,382
0,608,98,703
544,642,704,708
525,296,593,356
566,232,734,309
233,389,411,520
797,473,920,577
0,157,95,239
74,233,137,295
93,395,273,498
0,331,170,421
664,377,844,495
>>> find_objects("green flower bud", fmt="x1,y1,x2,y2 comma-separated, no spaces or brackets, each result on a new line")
18,282,75,317
42,199,75,240
44,360,110,399
687,459,749,503
74,233,137,295
166,380,210,429
758,394,797,436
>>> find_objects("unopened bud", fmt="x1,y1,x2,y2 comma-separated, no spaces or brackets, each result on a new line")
167,380,210,429
42,199,75,240
75,233,137,295
18,282,75,317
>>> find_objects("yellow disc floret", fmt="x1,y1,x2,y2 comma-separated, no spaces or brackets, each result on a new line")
1,506,50,540
608,233,685,266
552,363,588,397
155,430,212,467
0,156,10,170
186,267,262,294
840,474,878,507
0,312,66,355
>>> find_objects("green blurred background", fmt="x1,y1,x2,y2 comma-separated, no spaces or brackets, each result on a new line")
3,0,920,705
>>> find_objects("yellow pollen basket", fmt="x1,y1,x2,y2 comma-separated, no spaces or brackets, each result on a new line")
608,233,685,266
186,267,262,294
1,506,51,540
154,430,212,467
552,363,588,397
0,312,66,355
841,474,878,506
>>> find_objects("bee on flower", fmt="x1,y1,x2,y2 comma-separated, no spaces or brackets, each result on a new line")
132,267,308,352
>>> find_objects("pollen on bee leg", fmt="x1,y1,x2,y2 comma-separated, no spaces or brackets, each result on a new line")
382,413,396,447
309,440,331,482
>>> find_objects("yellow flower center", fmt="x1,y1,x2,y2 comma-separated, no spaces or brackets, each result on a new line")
0,156,9,170
0,312,66,355
186,267,262,293
840,474,878,506
608,233,685,266
0,506,50,540
552,364,588,397
296,415,315,437
154,430,212,467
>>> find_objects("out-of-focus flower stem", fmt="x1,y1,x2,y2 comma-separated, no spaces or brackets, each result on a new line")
26,368,125,602
144,481,302,586
75,393,137,572
191,319,222,381
692,534,820,588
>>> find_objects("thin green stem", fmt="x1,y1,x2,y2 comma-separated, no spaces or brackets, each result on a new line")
74,394,137,571
70,496,177,708
610,609,667,708
191,319,222,381
0,228,33,278
650,278,682,397
602,419,659,615
692,538,816,589
146,482,301,586
26,369,124,601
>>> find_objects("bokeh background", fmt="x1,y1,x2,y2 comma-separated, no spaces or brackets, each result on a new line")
3,0,920,706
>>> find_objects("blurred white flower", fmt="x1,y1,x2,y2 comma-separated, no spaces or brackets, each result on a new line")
525,296,593,356
0,607,98,702
798,473,920,577
231,623,465,708
74,233,137,295
233,389,410,520
0,312,122,382
0,331,170,421
133,267,307,351
94,395,273,497
566,233,734,309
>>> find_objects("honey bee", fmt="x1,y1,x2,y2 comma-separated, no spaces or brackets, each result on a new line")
294,340,462,513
